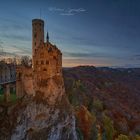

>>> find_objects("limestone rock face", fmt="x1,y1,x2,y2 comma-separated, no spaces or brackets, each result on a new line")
11,96,78,140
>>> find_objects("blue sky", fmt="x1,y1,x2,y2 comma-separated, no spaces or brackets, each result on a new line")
0,0,140,67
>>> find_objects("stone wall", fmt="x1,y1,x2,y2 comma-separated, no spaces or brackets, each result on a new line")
16,66,34,98
32,42,63,104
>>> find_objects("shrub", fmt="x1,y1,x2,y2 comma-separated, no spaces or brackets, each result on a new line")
115,134,129,140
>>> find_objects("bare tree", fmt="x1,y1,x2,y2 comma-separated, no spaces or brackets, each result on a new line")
21,56,32,67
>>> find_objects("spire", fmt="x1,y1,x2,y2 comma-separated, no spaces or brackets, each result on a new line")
46,31,49,42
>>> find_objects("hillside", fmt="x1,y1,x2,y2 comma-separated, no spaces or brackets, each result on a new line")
63,66,140,139
0,66,140,140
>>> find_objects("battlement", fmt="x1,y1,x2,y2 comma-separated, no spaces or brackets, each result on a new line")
34,42,61,56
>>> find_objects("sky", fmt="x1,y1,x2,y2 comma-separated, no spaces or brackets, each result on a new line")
0,0,140,67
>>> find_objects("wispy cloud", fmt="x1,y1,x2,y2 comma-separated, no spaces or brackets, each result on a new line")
48,7,64,12
0,42,31,57
2,34,30,42
63,51,124,59
60,12,74,16
48,7,86,16
132,54,140,60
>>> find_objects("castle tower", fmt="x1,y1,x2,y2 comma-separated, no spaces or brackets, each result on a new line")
32,19,44,57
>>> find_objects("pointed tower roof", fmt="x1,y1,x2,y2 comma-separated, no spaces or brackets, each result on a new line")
46,31,49,42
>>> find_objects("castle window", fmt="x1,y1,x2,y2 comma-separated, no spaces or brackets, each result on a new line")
41,60,44,65
43,68,47,71
53,56,56,60
34,33,37,38
18,73,21,79
36,61,38,65
46,60,49,65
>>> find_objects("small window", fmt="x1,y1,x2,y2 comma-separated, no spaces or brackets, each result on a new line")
46,60,49,65
53,56,56,60
43,69,47,71
34,33,37,38
41,60,44,65
36,61,38,65
18,73,22,78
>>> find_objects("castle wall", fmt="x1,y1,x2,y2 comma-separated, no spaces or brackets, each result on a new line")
16,66,34,98
32,40,64,104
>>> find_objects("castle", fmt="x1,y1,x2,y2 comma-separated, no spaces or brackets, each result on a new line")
16,19,64,104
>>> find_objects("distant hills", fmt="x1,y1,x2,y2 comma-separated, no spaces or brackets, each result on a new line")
63,66,140,138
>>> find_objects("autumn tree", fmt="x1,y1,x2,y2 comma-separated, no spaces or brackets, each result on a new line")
103,115,115,140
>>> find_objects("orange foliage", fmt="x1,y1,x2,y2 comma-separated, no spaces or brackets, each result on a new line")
76,105,96,140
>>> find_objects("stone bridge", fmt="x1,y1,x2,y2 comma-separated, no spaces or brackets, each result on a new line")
0,61,16,102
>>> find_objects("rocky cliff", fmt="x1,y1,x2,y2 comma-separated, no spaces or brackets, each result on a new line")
0,74,78,140
10,95,77,140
